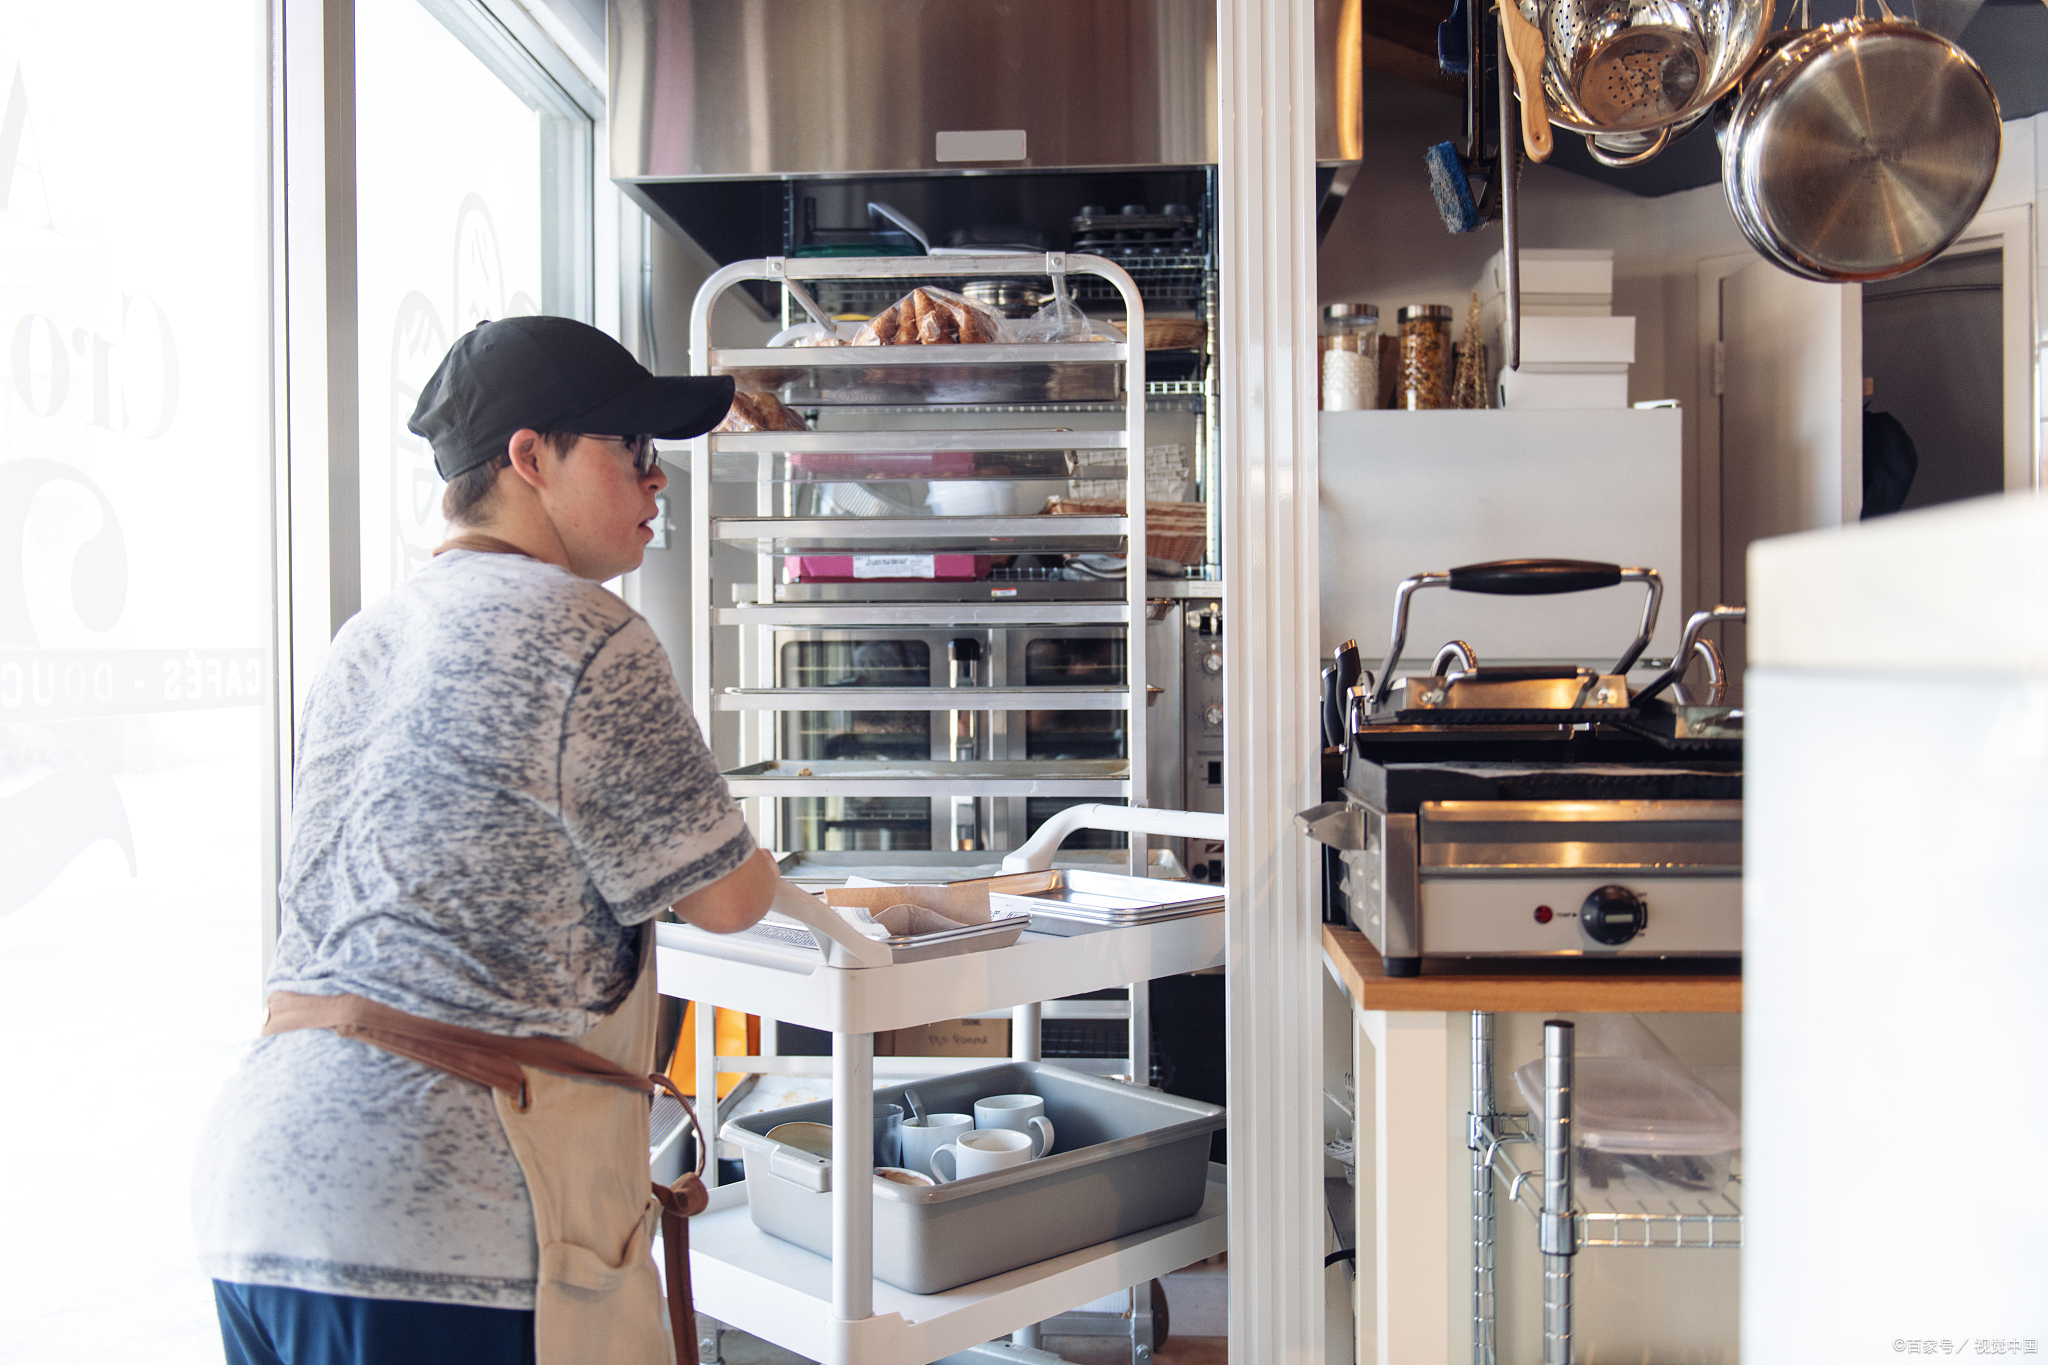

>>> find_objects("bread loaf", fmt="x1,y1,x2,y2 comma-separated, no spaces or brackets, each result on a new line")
853,286,1007,346
712,390,808,433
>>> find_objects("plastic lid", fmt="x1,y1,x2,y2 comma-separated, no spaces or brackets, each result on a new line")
1324,302,1379,321
1513,1056,1740,1155
1397,304,1453,322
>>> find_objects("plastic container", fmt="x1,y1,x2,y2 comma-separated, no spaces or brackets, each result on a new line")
723,1060,1225,1293
1513,1052,1741,1197
1397,304,1454,410
1320,303,1380,411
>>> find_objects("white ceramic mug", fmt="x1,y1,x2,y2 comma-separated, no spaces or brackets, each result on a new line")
930,1127,1035,1182
898,1112,973,1178
974,1094,1055,1158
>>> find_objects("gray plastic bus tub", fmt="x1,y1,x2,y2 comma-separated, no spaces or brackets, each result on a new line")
720,1060,1225,1295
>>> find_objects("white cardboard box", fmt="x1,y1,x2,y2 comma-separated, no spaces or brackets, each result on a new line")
1478,247,1614,299
1498,367,1630,410
1519,315,1636,365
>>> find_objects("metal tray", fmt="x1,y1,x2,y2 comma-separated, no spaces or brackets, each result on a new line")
736,911,1024,964
987,869,1224,932
722,759,1129,799
723,1060,1224,1294
710,344,1125,406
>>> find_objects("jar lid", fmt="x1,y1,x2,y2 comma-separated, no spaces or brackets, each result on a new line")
1324,302,1379,321
1397,304,1453,322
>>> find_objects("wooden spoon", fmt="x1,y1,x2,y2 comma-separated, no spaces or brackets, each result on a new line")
1498,0,1555,162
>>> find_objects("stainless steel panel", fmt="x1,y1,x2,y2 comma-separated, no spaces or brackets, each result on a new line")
1341,807,1420,962
610,0,1218,179
1419,876,1742,955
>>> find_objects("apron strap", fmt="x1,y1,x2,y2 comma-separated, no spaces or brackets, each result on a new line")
263,991,653,1107
653,1175,708,1365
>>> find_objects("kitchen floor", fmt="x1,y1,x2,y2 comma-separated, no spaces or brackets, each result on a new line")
705,1255,1228,1363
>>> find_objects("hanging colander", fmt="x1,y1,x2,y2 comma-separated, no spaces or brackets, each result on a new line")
1519,0,1772,166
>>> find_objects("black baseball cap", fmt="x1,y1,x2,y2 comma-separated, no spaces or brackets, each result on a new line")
408,316,737,480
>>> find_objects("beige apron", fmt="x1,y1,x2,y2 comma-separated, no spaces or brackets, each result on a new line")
264,926,705,1365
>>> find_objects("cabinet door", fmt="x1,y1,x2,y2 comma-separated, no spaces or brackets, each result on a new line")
1712,257,1862,689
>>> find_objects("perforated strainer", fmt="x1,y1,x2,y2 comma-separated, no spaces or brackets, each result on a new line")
1520,0,1770,164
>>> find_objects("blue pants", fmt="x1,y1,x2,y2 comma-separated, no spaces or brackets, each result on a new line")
214,1282,535,1365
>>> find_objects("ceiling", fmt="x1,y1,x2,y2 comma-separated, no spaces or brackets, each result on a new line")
1356,0,2048,197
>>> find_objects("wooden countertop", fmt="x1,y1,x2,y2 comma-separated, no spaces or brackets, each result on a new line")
1322,925,1742,1014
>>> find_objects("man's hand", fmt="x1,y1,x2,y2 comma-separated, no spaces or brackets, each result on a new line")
672,848,777,934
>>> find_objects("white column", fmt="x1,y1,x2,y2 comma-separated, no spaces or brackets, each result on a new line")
1219,1,1325,1360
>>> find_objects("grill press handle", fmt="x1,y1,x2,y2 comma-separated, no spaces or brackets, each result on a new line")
1371,561,1664,707
1448,558,1620,595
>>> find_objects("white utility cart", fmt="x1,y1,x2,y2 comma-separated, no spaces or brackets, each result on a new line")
656,804,1227,1365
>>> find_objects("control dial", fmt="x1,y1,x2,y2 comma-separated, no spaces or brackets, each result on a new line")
1200,648,1223,675
1202,702,1224,727
1579,885,1646,946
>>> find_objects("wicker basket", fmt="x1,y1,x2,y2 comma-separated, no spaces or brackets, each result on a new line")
1045,497,1209,566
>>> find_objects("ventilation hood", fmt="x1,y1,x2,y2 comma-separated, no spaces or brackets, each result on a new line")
610,0,1363,181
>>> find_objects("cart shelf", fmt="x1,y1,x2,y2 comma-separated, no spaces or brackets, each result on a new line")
681,1169,1226,1365
721,758,1128,798
713,513,1127,553
655,910,1224,1036
714,602,1136,627
715,686,1136,712
708,429,1126,453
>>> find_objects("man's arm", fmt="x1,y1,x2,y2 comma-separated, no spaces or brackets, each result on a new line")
672,847,778,934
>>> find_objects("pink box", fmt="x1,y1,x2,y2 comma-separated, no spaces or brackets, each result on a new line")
791,554,992,583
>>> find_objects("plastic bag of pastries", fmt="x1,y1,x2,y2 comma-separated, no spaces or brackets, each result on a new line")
852,286,1005,346
713,390,809,433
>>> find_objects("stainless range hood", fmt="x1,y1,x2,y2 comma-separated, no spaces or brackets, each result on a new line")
610,0,1363,181
609,0,1221,180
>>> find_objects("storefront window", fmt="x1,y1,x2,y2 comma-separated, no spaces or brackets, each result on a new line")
355,0,593,598
0,4,271,1357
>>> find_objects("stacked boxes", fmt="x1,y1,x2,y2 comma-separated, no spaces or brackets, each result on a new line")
1478,249,1634,410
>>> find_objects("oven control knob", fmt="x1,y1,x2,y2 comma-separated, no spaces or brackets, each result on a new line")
1580,885,1645,945
1202,703,1224,727
1200,648,1223,675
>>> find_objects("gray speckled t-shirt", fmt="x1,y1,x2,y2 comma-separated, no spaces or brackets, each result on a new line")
191,549,753,1308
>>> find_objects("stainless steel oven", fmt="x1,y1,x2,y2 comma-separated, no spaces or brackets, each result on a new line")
766,600,1221,862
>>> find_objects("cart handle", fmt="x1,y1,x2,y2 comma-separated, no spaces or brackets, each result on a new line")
766,877,896,969
1000,804,1227,874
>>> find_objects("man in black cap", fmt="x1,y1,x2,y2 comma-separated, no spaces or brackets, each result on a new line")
193,318,768,1365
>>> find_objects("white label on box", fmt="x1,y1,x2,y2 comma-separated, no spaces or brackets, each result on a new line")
936,129,1026,162
852,555,936,579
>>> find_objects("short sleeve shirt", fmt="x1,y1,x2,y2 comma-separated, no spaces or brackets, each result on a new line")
192,549,753,1308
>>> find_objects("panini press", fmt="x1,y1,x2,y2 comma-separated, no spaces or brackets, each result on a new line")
1298,558,1744,976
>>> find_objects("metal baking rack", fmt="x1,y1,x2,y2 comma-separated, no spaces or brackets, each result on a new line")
1467,1013,1743,1365
688,252,1173,863
655,806,1228,1365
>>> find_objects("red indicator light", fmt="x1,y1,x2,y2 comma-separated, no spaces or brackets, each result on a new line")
1533,905,1554,924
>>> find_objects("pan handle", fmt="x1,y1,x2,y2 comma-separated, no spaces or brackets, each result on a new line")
1584,127,1672,168
1372,560,1664,706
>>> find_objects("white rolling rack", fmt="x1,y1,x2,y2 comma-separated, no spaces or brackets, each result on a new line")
654,805,1227,1365
686,252,1154,867
670,258,1220,1364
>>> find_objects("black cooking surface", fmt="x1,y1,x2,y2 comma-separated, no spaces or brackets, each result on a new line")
1347,757,1742,811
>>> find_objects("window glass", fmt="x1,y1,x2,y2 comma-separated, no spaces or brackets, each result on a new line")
356,0,548,599
0,5,270,1358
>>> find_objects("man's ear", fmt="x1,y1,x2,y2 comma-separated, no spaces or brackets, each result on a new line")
506,429,549,491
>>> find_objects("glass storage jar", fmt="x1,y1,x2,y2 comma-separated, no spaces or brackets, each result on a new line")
1397,304,1453,410
1320,303,1379,411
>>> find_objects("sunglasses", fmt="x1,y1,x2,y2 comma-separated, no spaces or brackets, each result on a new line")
577,433,660,476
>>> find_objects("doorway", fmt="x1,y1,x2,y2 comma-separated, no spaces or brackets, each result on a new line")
1860,247,2006,514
